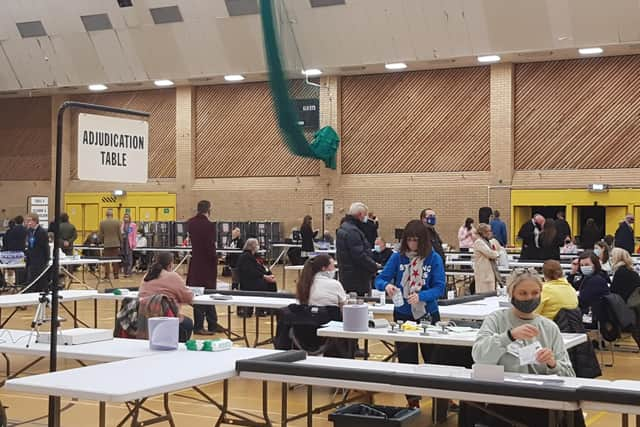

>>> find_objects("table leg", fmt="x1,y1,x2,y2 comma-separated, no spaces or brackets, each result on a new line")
622,414,629,427
306,385,313,427
94,299,98,328
281,382,288,427
254,314,261,347
163,393,176,427
262,381,272,427
364,340,369,360
99,401,106,427
226,307,232,340
2,353,9,378
73,301,78,328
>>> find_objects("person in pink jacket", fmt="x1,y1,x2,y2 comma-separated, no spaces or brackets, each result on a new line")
458,217,475,251
121,213,138,277
139,252,194,342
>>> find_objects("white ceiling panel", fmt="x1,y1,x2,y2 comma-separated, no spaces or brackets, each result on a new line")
0,46,21,89
172,23,226,76
617,0,640,42
461,0,491,54
484,0,553,52
88,30,138,82
569,0,620,45
112,30,149,81
176,0,230,21
441,0,474,57
544,0,574,49
127,26,187,78
216,16,265,72
56,33,108,85
1,38,54,88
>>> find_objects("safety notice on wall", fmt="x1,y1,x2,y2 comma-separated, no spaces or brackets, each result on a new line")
77,113,149,183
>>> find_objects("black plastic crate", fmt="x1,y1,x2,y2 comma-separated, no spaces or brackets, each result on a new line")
329,404,421,427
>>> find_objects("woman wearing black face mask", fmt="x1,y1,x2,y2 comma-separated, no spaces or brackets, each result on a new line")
466,268,579,427
577,251,610,329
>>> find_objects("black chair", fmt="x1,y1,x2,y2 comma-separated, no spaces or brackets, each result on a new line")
598,294,639,365
554,308,601,378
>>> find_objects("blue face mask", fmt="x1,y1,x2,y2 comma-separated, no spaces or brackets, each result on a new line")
593,248,602,257
426,216,436,226
374,245,381,253
581,266,594,276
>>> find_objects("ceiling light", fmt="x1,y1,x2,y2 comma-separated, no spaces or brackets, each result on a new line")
385,62,407,70
154,79,174,87
302,69,322,77
224,74,245,82
579,47,603,55
477,55,501,63
88,84,108,91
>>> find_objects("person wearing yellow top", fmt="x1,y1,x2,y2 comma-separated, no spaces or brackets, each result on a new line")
535,260,579,320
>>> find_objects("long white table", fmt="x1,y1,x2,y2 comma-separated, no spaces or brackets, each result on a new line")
6,347,277,427
438,296,505,321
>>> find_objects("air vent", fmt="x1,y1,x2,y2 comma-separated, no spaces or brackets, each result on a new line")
81,14,113,31
310,0,346,7
225,0,259,16
113,82,145,87
0,91,20,96
516,51,553,58
16,21,47,38
339,65,366,72
150,6,183,24
58,86,79,91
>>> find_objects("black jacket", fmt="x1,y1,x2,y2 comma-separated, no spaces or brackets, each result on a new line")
361,220,378,246
518,220,541,260
578,270,610,327
615,222,635,254
226,237,244,268
336,216,378,295
25,226,49,269
3,224,27,252
611,266,640,302
555,218,572,242
554,308,601,378
426,225,445,261
538,234,563,261
300,224,317,252
372,248,393,267
580,224,601,250
237,250,269,291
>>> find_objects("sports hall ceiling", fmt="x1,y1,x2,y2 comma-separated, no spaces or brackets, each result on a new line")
1,0,640,95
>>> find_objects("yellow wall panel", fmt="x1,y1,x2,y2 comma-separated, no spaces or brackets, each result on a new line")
157,207,174,221
139,207,157,222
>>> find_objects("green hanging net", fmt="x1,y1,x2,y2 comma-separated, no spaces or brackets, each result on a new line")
259,0,339,169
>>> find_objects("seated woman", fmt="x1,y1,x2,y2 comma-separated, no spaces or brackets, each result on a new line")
577,250,610,328
375,220,445,408
610,248,640,349
594,240,612,272
138,252,194,342
237,238,277,316
468,268,578,427
472,223,501,294
297,255,347,307
536,260,579,320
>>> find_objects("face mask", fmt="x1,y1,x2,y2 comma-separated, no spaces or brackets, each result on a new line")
581,266,594,276
593,248,602,257
426,216,436,226
374,245,381,253
320,270,335,280
362,215,368,224
511,297,540,314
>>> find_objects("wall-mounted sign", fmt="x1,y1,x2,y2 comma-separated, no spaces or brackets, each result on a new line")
323,199,334,215
28,196,49,228
77,113,149,183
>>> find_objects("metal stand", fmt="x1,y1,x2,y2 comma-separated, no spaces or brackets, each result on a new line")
26,292,63,348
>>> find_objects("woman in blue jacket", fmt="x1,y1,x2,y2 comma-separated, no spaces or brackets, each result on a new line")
375,220,445,406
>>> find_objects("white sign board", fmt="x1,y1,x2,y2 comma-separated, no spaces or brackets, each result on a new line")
323,199,334,215
28,196,49,228
77,113,149,183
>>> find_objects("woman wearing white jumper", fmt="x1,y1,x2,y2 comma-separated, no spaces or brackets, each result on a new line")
472,223,502,294
296,255,347,307
465,268,579,427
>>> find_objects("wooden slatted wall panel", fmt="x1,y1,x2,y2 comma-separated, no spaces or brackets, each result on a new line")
515,55,640,170
0,97,51,180
195,81,320,178
70,89,176,178
341,68,490,174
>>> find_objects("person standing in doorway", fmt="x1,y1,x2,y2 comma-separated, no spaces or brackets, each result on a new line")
57,213,77,256
555,211,571,244
580,218,601,251
614,214,635,254
25,213,50,293
187,200,223,335
517,214,544,261
120,213,138,277
99,209,122,280
419,208,445,260
490,210,508,247
336,202,378,296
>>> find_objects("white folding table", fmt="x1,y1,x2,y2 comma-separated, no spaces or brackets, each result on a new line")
6,347,277,427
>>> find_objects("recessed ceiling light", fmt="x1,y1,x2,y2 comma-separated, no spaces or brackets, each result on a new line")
302,69,322,77
154,79,174,87
385,62,407,70
578,47,603,55
224,74,245,82
477,55,501,63
88,84,108,91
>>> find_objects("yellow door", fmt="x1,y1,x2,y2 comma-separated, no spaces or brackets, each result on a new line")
67,204,83,232
512,206,531,245
157,207,175,221
84,204,99,241
139,207,157,222
606,206,627,236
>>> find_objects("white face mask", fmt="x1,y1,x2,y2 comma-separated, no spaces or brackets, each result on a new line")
362,215,368,224
320,270,336,280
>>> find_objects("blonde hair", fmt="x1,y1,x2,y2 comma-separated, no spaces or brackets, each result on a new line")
611,247,634,271
476,223,491,237
27,212,40,223
507,268,543,297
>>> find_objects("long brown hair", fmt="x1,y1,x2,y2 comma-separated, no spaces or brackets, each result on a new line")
144,252,173,282
301,215,312,230
297,255,333,304
540,219,557,246
400,220,432,258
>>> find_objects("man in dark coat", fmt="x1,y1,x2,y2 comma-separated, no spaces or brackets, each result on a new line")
187,200,223,334
361,212,379,246
25,213,50,293
3,216,28,285
419,208,445,260
555,211,572,243
336,202,378,296
518,214,544,260
615,214,636,254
